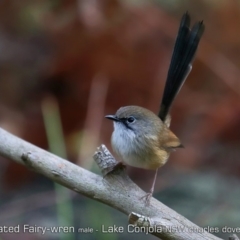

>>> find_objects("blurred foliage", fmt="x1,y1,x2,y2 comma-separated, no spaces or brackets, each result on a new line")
42,96,74,240
1,0,240,239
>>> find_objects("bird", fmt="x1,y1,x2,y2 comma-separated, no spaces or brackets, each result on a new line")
105,12,205,205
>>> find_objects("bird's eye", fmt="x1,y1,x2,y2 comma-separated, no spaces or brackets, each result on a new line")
127,116,135,123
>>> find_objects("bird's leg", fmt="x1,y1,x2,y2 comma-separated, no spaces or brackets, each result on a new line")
140,168,159,206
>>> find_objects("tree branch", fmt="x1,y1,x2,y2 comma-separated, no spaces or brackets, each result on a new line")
0,127,231,240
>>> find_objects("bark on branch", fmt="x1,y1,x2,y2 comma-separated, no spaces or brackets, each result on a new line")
0,127,233,240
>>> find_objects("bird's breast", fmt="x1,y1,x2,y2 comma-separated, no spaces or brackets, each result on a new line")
111,126,169,170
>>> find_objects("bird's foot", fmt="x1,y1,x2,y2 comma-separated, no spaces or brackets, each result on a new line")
140,192,153,206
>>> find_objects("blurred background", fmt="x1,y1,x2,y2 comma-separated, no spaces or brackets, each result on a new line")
0,0,240,239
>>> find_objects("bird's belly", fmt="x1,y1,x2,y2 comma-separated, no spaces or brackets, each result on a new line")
120,150,169,170
111,129,169,170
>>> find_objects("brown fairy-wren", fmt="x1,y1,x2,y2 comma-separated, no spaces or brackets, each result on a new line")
105,13,205,205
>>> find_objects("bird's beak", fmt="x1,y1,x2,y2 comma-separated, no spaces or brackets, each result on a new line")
105,115,120,122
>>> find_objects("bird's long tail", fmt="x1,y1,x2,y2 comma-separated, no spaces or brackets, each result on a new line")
159,12,205,122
